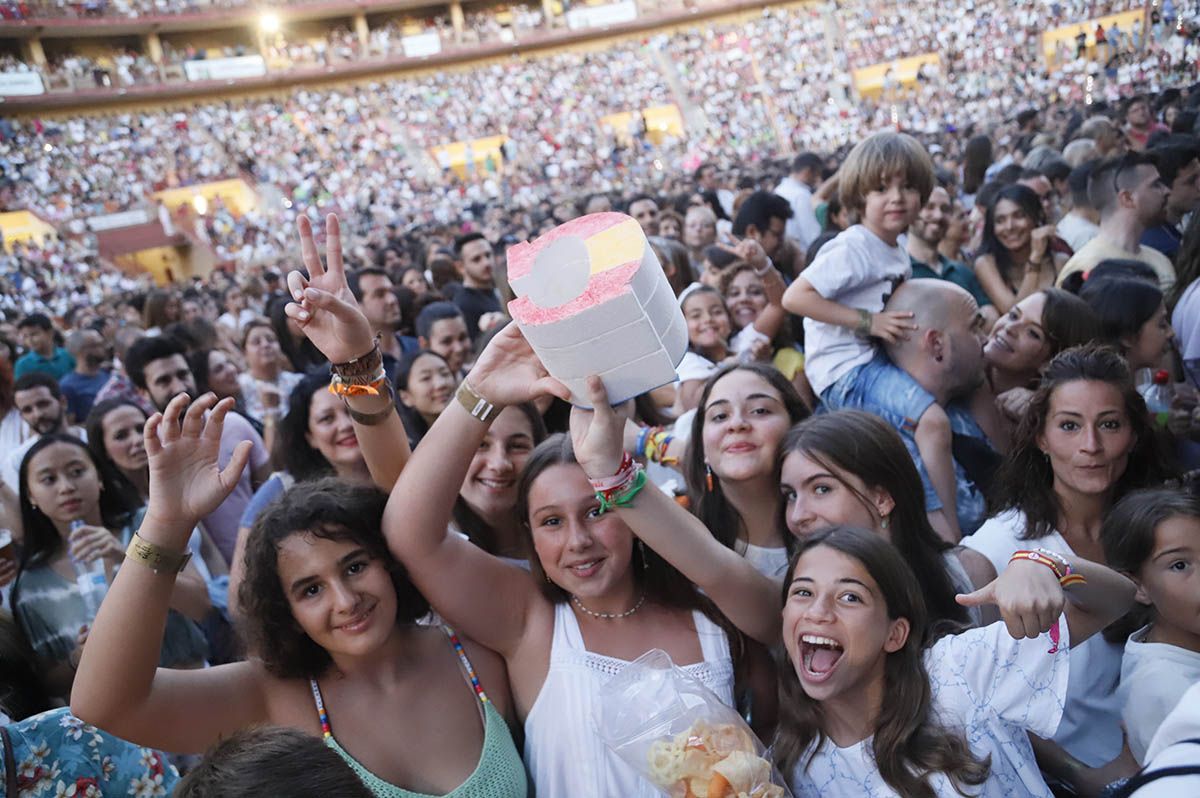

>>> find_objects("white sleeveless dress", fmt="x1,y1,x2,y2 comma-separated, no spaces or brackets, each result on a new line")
524,602,736,796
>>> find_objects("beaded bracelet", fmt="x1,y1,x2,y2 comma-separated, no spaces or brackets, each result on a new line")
647,429,677,465
591,452,648,514
596,465,647,514
1010,549,1087,588
591,452,635,493
635,426,654,461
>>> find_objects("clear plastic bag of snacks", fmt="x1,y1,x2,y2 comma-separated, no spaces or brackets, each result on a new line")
595,648,792,798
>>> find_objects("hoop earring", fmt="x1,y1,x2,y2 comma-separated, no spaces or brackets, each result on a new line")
705,463,715,492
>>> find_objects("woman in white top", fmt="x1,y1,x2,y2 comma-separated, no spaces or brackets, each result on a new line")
779,525,1136,797
684,362,809,580
237,320,303,426
964,345,1172,793
382,324,770,796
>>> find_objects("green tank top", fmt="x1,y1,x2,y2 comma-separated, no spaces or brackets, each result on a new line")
309,627,528,798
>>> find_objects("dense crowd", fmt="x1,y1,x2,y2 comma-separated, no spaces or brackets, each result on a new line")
4,0,1200,795
4,1,1196,270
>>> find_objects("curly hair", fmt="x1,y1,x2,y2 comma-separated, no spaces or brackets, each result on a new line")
775,527,990,797
989,345,1175,539
237,478,430,679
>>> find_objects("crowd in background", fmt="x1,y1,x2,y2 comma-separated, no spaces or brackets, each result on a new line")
2,0,1200,796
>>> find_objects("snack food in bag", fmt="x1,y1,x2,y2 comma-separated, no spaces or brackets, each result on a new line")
595,649,791,798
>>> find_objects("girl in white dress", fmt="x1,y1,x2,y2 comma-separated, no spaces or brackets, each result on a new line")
381,324,775,796
778,525,1136,798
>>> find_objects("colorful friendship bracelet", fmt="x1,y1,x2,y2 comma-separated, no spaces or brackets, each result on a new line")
1010,549,1087,588
596,466,648,514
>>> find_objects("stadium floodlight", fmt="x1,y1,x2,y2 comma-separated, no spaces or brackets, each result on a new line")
260,11,281,34
192,195,208,216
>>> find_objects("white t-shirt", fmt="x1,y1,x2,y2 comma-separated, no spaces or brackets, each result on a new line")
2,425,88,493
963,509,1125,766
801,225,911,396
676,350,718,384
1055,212,1100,255
776,176,822,251
789,618,1069,797
1171,279,1200,360
1119,625,1200,764
741,542,789,580
1131,682,1200,797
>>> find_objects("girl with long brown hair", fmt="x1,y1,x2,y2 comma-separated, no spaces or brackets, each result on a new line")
779,526,1134,797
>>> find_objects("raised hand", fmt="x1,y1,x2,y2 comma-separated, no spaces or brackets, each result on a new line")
1028,225,1056,267
285,213,375,364
569,377,628,480
956,558,1065,640
466,323,571,407
144,394,253,536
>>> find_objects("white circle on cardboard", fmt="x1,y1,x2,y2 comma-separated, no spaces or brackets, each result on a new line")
525,235,592,308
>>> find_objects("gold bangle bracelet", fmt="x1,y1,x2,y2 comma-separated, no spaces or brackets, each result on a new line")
125,533,192,574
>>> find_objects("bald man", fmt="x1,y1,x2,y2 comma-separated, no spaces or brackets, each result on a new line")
824,279,993,539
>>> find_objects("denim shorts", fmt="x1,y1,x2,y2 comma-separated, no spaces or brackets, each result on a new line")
820,353,936,436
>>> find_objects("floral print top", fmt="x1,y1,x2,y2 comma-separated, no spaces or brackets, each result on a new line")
1,707,179,797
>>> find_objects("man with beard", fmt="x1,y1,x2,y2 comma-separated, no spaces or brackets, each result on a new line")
1057,153,1176,290
908,185,996,326
1,373,87,491
448,232,504,341
59,329,111,423
124,335,270,565
348,267,418,383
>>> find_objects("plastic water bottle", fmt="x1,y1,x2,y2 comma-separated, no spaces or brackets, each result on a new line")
70,520,108,620
1141,369,1174,428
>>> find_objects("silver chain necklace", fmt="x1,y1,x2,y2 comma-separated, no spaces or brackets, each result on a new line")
571,594,646,620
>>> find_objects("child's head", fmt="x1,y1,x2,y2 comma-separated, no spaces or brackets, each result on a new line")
1102,487,1200,645
680,285,732,360
837,132,935,243
176,726,373,798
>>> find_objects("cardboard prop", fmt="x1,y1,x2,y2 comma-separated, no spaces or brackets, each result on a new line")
506,213,688,407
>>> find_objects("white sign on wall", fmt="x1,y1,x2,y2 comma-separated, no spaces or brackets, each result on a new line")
0,71,45,96
402,33,442,58
183,55,267,82
565,1,637,30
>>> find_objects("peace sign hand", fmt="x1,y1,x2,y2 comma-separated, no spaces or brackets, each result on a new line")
285,213,376,364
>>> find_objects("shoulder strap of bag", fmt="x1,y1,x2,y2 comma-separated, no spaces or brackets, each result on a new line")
1111,738,1200,797
2,725,18,797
